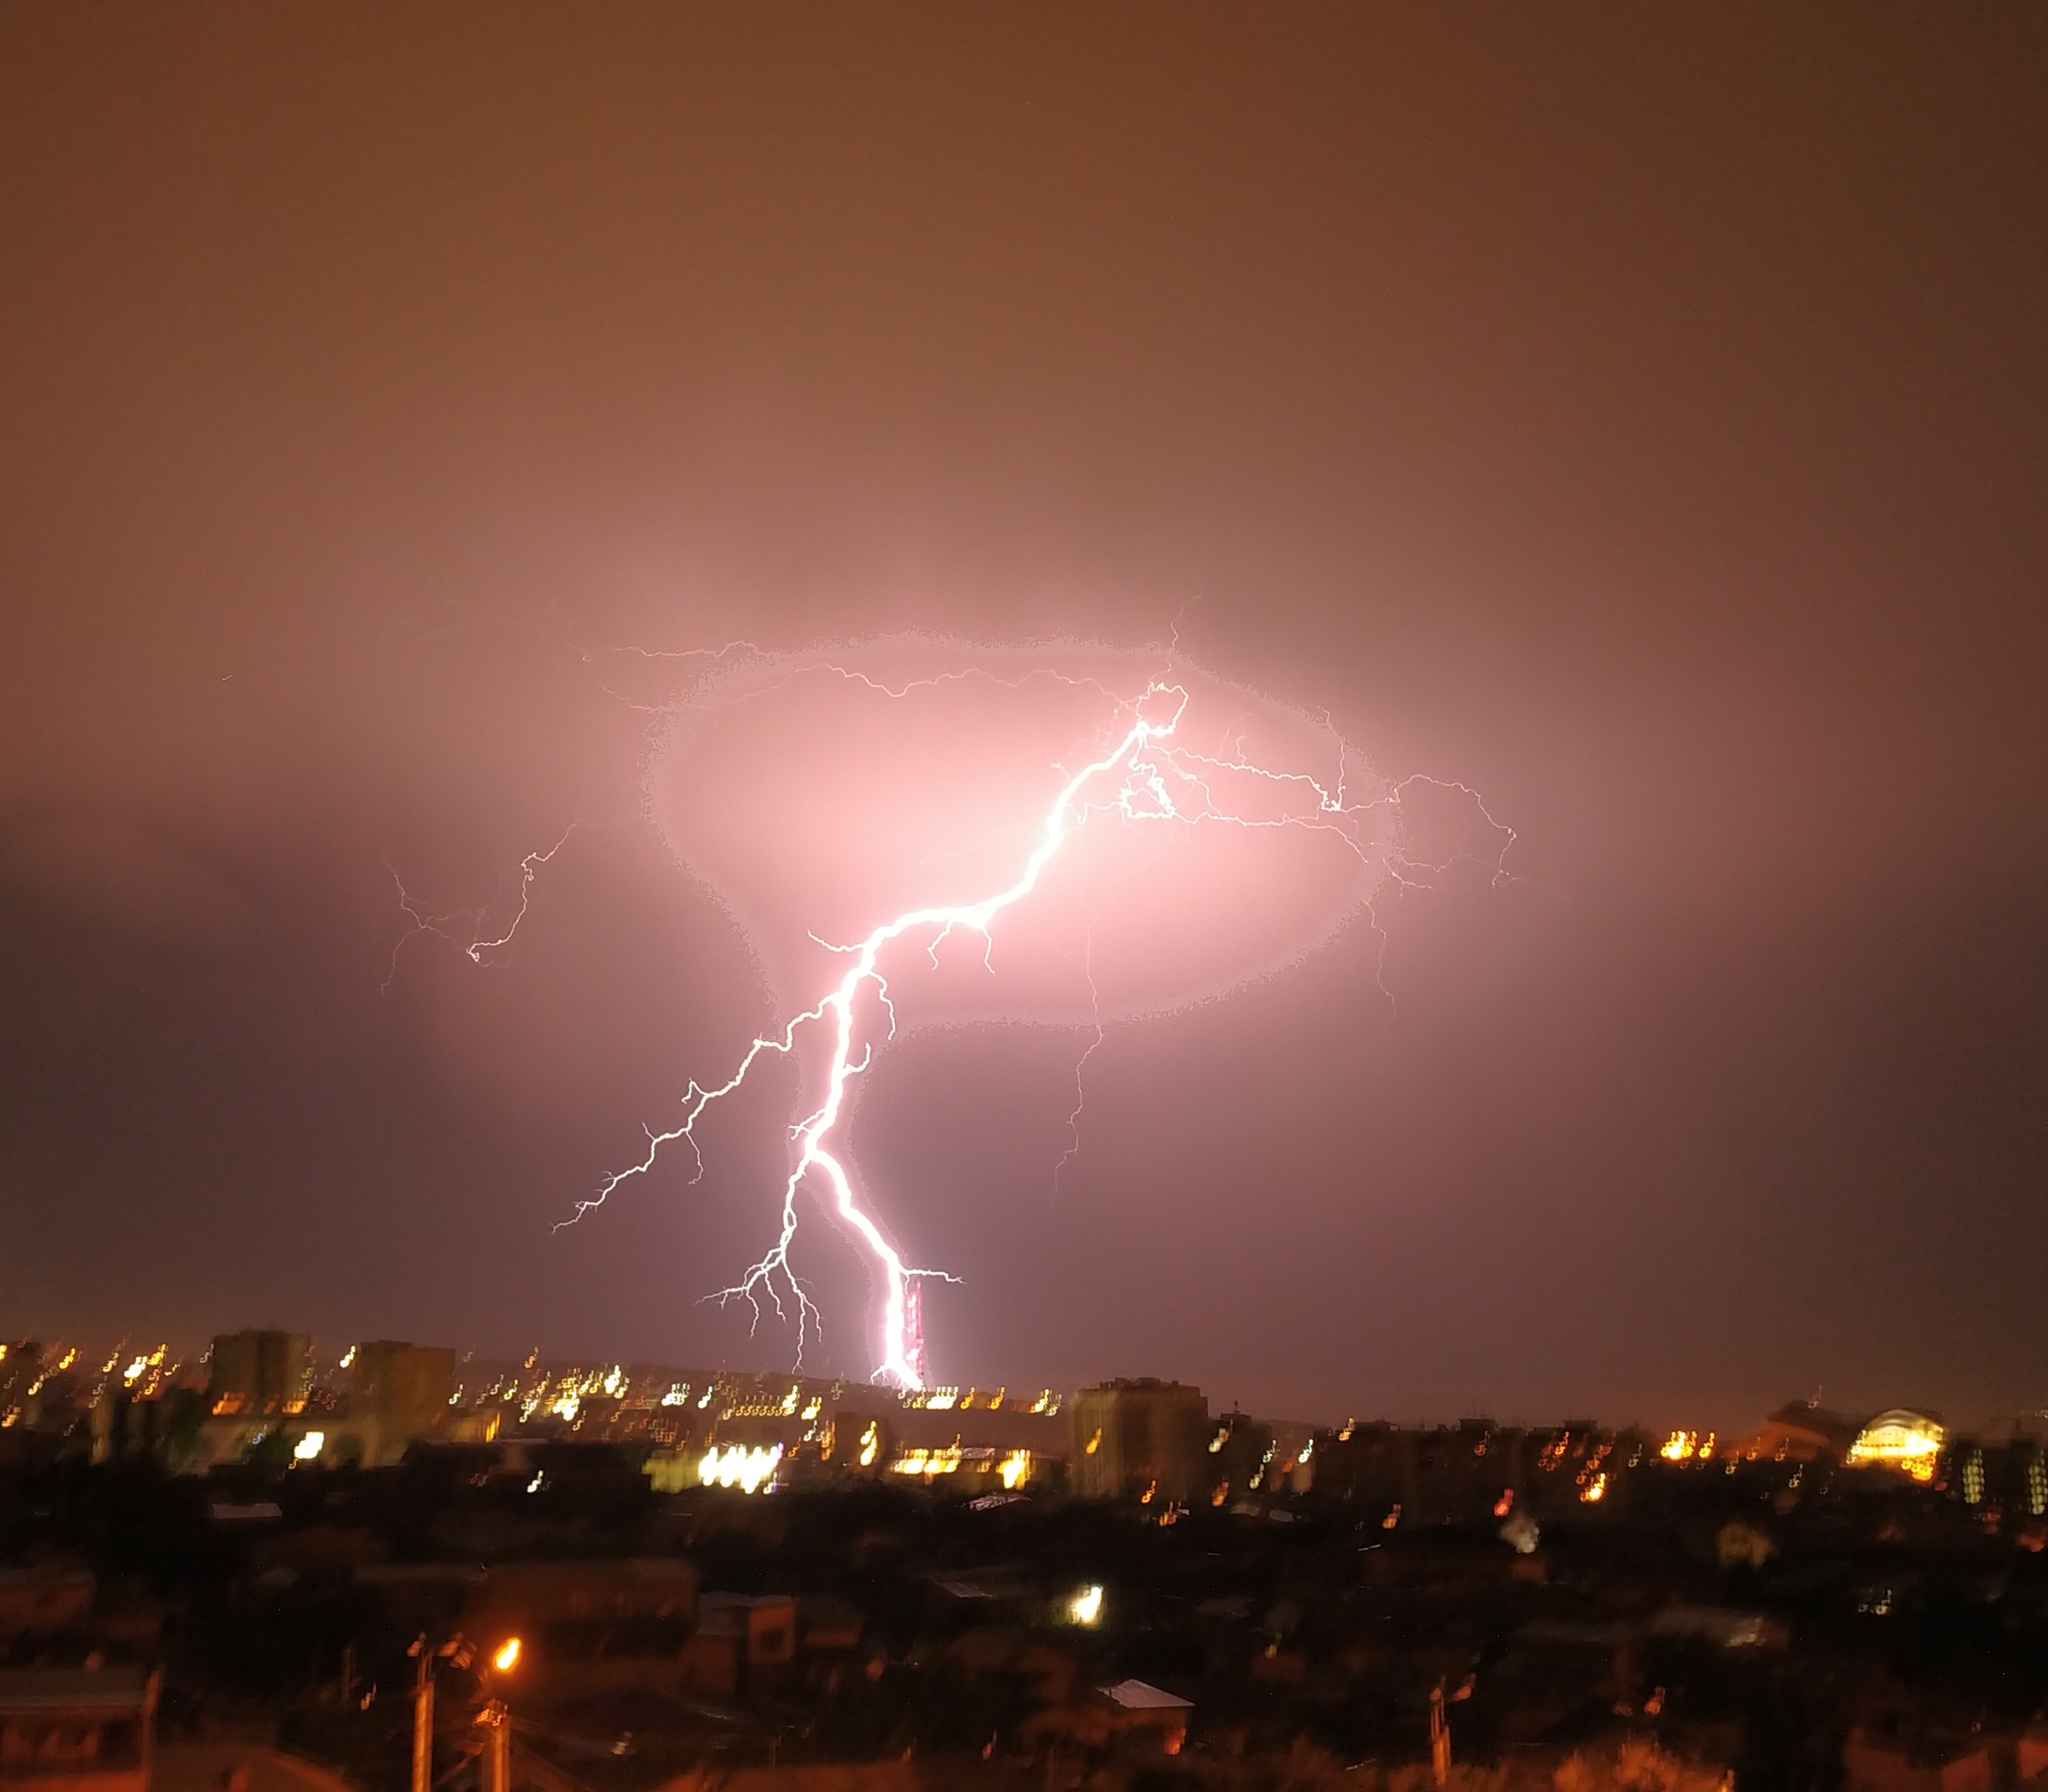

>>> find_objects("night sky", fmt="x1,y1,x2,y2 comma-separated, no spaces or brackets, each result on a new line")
2,6,2044,1432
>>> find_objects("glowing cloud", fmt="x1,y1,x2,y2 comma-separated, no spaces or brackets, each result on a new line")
396,635,1510,1387
578,637,1493,1387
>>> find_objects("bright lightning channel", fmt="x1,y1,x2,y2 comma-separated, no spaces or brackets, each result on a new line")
574,677,1384,1390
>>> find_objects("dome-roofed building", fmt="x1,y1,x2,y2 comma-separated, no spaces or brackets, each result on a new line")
1845,1409,1946,1482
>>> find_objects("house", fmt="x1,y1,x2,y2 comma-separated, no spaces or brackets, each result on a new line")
0,1667,158,1792
1097,1679,1193,1755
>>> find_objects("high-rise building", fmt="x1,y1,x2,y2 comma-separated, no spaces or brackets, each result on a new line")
207,1331,312,1417
1070,1378,1209,1503
351,1340,457,1465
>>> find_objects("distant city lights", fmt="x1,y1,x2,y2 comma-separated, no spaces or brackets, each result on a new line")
699,1441,783,1493
1847,1411,1945,1483
888,1445,1035,1487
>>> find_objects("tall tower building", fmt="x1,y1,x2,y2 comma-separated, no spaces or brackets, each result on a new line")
351,1340,457,1465
207,1331,312,1416
1070,1378,1209,1503
902,1282,929,1389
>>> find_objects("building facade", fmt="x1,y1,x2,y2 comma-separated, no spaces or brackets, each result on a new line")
349,1341,457,1466
1070,1379,1209,1503
206,1333,311,1418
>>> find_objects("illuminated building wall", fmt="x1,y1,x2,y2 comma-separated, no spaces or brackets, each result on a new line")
1955,1437,2048,1515
351,1340,458,1465
207,1331,312,1417
1845,1410,1946,1483
1070,1378,1209,1503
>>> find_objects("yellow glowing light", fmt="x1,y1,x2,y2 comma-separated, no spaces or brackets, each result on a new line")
892,1445,963,1477
698,1442,783,1493
550,1394,580,1422
1661,1431,1695,1462
293,1432,325,1462
123,1358,147,1384
1084,1428,1102,1456
858,1423,880,1468
1847,1412,1945,1482
338,1346,356,1369
925,1388,958,1411
492,1638,522,1673
1581,1473,1608,1503
1068,1585,1104,1626
999,1449,1031,1489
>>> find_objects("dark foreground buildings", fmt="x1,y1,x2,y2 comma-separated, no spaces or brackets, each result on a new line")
3,1352,2047,1792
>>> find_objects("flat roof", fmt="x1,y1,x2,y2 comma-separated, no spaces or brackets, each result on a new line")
1100,1678,1192,1711
0,1669,153,1716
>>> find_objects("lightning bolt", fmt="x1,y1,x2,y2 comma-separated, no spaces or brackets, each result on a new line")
1052,905,1104,1201
386,639,1516,1393
383,825,587,993
574,674,1421,1389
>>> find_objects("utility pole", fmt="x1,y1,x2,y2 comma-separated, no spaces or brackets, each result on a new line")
1429,1679,1449,1787
479,1702,509,1792
1430,1673,1473,1788
411,1638,434,1792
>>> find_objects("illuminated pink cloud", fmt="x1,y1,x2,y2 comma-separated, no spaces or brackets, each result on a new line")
650,636,1400,1031
611,636,1408,1383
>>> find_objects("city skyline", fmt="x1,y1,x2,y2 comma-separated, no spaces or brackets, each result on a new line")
2,6,2045,1427
6,1325,2035,1445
